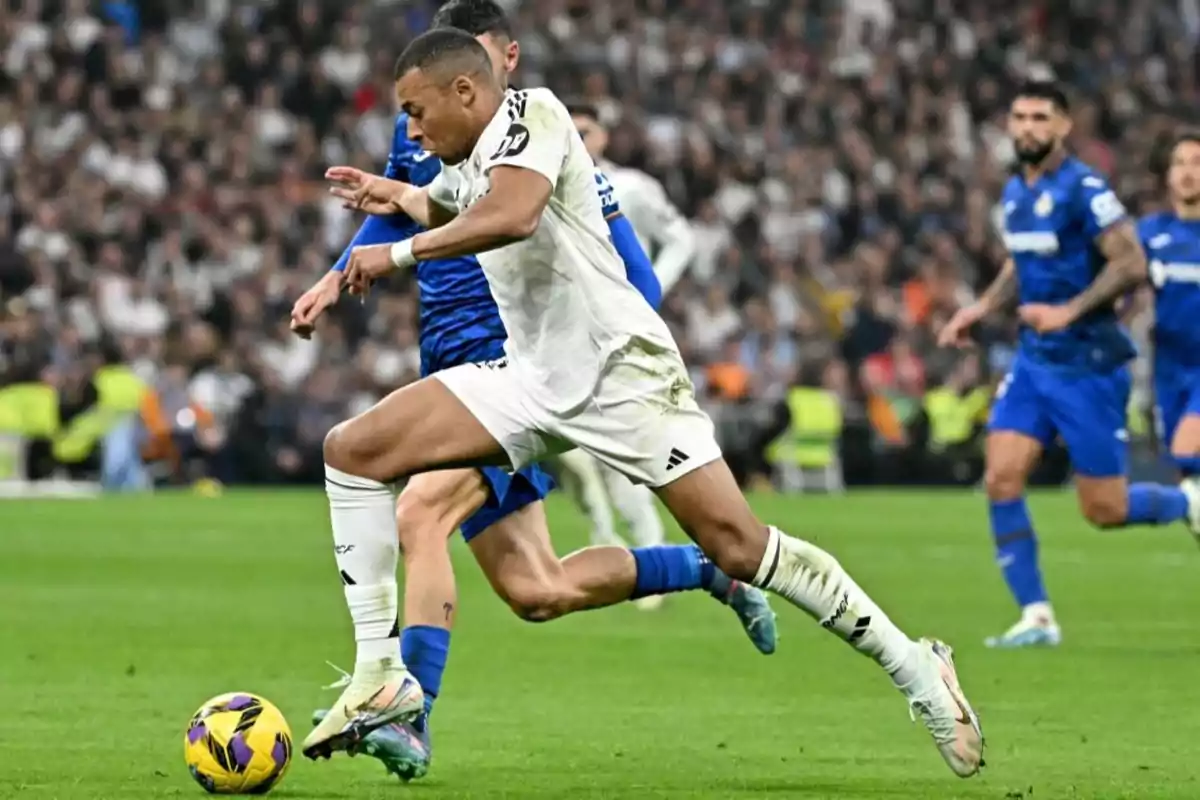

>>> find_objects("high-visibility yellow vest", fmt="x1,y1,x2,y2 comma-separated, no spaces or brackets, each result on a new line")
923,387,988,450
94,365,146,414
767,388,843,469
0,383,59,437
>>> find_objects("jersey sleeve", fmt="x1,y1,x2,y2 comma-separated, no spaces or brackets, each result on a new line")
1076,174,1128,240
427,167,462,212
607,213,662,310
481,89,569,187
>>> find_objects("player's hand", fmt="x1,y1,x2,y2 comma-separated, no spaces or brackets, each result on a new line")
344,243,395,296
1018,303,1076,334
937,303,987,348
326,167,407,216
290,272,343,339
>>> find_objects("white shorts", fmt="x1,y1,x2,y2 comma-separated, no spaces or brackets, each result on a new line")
435,346,722,487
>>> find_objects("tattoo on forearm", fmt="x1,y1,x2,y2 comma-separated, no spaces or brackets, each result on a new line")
443,602,454,622
981,260,1016,310
1072,221,1146,316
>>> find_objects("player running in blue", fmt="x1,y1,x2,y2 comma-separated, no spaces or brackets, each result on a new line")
938,81,1198,649
289,0,775,779
1142,131,1200,518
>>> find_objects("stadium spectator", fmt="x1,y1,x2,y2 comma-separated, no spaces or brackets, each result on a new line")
0,0,1194,488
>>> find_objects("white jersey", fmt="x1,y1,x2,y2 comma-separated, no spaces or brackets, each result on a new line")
600,160,695,292
429,88,681,414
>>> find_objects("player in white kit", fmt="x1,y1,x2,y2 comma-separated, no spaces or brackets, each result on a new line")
306,29,985,780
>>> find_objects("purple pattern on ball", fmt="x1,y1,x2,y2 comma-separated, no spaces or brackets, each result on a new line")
226,695,255,711
230,734,255,770
271,738,287,767
187,723,207,744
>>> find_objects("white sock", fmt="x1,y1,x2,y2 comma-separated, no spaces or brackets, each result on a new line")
753,526,921,689
604,467,665,547
559,449,623,546
1021,601,1055,625
325,464,403,669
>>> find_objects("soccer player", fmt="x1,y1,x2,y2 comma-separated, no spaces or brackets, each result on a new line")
938,81,1198,649
307,28,984,779
291,0,775,780
1142,131,1200,502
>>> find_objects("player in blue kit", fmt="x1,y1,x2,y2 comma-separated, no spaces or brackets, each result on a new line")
1141,132,1200,516
289,0,775,778
939,81,1198,649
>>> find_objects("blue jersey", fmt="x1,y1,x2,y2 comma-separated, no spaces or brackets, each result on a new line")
1141,212,1200,446
333,113,660,374
1001,156,1135,370
1142,212,1200,372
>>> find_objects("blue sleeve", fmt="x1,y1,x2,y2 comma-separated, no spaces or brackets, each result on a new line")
332,214,419,272
608,213,661,310
1076,173,1128,240
332,115,421,273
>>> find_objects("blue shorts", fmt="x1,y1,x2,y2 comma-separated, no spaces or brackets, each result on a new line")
422,337,554,542
988,356,1131,478
1155,368,1200,449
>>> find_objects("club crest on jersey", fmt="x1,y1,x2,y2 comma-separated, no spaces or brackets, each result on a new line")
1149,233,1172,249
1033,192,1054,217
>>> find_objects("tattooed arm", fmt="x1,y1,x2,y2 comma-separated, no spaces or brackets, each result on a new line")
1065,219,1148,321
978,257,1017,313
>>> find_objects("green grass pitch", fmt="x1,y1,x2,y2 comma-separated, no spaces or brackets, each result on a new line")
3,489,1200,799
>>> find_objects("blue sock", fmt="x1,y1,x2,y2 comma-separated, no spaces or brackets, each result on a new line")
1125,483,1189,526
630,544,716,599
400,625,449,727
989,498,1048,607
1174,455,1200,477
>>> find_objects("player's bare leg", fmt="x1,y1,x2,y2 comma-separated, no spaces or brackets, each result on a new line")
600,461,668,610
981,431,1059,648
467,502,775,649
1170,415,1200,539
558,449,625,546
653,459,984,778
306,378,509,760
1074,465,1191,535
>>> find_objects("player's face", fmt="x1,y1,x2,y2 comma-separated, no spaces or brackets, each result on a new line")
1007,97,1069,165
572,114,608,161
397,69,483,165
475,32,519,85
1168,139,1200,206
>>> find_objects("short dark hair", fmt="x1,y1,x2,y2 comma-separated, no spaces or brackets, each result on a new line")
393,27,494,82
1013,80,1070,112
564,100,600,123
431,0,513,39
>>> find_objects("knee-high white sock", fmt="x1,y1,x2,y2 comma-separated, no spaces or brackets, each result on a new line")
604,467,665,547
753,526,920,688
326,464,403,668
559,449,623,546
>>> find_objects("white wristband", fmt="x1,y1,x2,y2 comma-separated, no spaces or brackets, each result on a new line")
389,240,417,270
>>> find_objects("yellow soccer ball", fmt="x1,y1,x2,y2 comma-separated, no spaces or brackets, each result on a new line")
184,693,292,794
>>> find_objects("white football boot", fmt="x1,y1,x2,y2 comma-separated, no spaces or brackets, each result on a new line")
904,639,985,778
1180,477,1200,542
301,657,424,760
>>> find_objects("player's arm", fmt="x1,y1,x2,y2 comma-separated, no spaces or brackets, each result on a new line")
1065,182,1148,320
976,257,1017,314
608,211,661,309
639,178,696,293
410,165,550,261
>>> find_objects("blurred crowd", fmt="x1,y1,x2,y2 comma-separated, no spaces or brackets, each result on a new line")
1,0,1197,486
